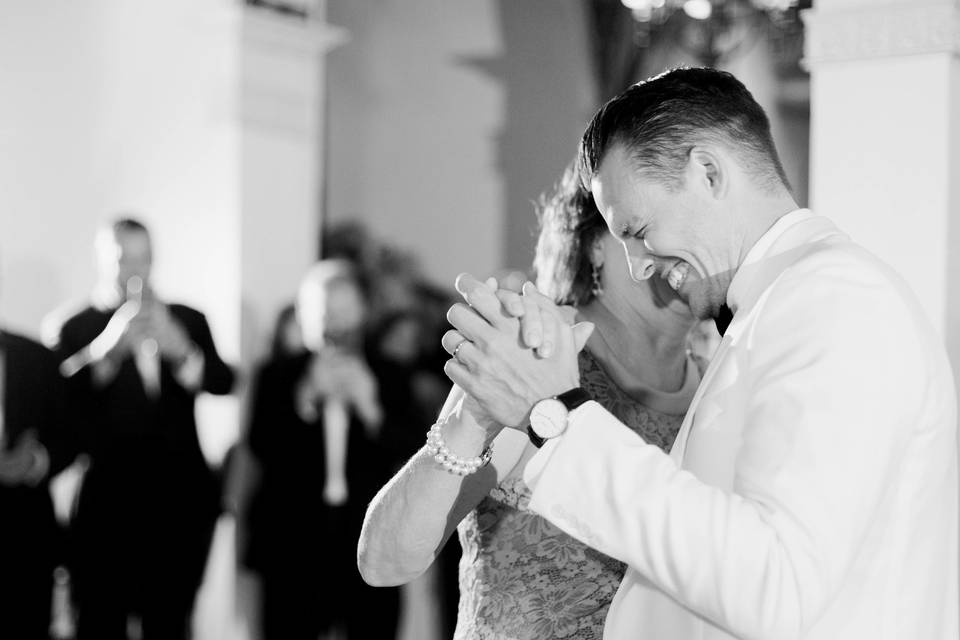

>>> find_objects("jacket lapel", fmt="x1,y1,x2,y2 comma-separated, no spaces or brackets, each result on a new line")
670,331,735,463
671,214,845,466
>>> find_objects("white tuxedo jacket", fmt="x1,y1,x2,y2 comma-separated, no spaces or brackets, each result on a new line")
524,210,958,640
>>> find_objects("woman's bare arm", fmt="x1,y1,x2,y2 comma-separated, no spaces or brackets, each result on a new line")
357,384,527,586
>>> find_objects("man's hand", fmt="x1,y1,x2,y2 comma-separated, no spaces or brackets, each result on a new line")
146,303,195,364
0,432,49,487
89,298,144,362
442,274,593,428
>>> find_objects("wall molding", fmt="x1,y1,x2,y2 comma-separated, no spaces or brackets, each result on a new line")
240,10,348,135
802,2,960,66
243,9,349,56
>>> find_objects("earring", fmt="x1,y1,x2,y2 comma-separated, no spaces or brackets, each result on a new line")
591,263,604,297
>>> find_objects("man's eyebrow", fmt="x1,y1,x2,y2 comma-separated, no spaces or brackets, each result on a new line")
617,222,632,238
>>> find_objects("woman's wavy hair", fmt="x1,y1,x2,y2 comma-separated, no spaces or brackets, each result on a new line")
533,164,607,307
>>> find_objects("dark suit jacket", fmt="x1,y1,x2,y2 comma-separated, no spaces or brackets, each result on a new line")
244,353,393,575
47,302,235,538
0,330,73,573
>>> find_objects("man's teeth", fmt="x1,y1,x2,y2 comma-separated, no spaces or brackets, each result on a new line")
666,263,689,291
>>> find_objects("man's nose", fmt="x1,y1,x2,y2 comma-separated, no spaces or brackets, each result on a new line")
627,254,657,282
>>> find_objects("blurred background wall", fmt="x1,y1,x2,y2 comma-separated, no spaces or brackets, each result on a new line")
326,0,598,281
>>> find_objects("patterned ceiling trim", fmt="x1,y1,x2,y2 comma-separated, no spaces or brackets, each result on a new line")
802,2,960,66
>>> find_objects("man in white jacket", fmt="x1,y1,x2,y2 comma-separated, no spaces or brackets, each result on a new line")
443,68,958,639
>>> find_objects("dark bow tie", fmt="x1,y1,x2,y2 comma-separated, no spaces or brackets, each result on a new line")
714,304,734,337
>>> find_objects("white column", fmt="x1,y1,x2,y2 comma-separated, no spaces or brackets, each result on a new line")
0,1,347,459
803,0,960,381
239,7,347,369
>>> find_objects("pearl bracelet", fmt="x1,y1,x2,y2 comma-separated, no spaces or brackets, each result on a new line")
426,419,493,476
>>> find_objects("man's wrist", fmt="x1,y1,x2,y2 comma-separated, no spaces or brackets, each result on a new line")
25,445,50,486
173,342,201,367
527,387,592,448
172,343,205,391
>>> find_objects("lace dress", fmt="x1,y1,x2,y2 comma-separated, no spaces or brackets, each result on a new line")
454,349,699,639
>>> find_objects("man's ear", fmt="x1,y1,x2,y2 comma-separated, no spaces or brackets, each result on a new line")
689,146,727,199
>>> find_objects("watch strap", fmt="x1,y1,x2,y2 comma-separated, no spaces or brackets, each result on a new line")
555,387,592,412
526,424,546,449
527,387,591,448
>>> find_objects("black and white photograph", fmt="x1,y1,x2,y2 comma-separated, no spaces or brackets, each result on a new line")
0,1,957,639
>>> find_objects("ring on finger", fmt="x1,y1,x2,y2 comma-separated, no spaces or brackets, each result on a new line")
453,340,468,362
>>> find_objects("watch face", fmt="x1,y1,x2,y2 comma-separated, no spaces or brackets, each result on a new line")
529,398,567,439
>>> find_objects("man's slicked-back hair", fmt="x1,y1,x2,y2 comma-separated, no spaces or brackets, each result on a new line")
578,67,790,193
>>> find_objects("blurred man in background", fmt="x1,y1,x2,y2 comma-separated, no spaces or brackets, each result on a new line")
45,218,235,640
0,274,73,640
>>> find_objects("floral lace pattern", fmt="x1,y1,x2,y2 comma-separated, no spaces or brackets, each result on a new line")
454,350,688,639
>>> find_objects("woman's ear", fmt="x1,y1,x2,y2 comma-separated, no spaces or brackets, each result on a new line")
589,239,605,270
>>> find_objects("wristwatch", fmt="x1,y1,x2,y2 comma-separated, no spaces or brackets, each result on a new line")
526,387,592,448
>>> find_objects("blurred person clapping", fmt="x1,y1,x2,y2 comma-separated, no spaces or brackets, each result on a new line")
243,259,398,640
44,218,235,640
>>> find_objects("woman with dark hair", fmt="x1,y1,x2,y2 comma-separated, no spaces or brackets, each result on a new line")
268,302,305,359
358,165,704,638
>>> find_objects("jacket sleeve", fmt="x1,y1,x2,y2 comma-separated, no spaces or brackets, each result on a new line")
36,344,80,476
188,310,236,396
246,361,279,467
523,261,943,640
40,314,98,458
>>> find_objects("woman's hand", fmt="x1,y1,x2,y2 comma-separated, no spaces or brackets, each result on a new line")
442,274,593,428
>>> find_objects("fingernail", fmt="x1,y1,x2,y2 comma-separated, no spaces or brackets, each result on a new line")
539,342,553,358
525,331,540,346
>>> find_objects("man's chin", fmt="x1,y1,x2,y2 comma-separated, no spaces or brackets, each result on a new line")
685,295,716,322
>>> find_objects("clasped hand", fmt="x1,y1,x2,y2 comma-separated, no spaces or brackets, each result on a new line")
94,297,193,364
442,273,593,430
303,350,382,429
0,431,47,487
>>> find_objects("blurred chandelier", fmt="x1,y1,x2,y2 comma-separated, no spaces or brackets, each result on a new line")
619,0,807,68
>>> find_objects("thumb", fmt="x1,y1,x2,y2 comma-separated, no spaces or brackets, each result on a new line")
571,322,595,352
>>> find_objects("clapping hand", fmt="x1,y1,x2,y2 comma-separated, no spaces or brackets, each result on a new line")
143,302,195,364
304,349,383,431
87,297,147,364
0,431,48,487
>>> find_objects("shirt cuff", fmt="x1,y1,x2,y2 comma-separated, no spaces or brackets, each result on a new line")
523,399,599,492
